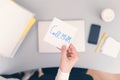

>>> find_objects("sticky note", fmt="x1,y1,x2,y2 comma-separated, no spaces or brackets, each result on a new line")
101,37,120,58
44,18,78,48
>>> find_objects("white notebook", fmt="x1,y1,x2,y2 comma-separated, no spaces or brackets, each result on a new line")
0,0,35,58
38,20,85,53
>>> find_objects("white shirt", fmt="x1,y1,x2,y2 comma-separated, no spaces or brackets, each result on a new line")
0,76,19,80
55,69,70,80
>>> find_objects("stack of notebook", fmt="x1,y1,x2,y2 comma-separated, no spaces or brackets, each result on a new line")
0,0,36,58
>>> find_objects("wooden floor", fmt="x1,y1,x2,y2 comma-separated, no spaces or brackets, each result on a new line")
87,69,120,80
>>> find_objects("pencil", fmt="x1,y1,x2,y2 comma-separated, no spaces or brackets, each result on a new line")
96,32,107,53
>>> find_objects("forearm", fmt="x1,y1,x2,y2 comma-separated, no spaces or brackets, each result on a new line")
56,44,79,80
55,69,70,80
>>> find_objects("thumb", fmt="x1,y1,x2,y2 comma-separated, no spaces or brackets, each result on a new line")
61,45,67,57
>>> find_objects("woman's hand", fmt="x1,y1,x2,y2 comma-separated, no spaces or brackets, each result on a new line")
59,44,79,73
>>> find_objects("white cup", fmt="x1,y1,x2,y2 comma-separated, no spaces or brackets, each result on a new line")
101,8,115,22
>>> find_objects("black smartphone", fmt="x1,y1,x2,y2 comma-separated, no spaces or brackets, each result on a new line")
88,24,101,44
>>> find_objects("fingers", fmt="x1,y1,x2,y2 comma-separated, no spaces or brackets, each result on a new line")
69,44,77,53
60,44,76,55
69,44,79,60
58,44,78,59
70,44,76,50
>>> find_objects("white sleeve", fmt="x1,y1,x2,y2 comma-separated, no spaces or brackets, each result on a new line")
0,76,19,80
55,69,70,80
0,76,6,80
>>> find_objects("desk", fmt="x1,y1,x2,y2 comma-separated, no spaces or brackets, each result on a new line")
0,0,120,74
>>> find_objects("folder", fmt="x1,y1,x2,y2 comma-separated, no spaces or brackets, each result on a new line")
0,0,36,58
19,17,36,41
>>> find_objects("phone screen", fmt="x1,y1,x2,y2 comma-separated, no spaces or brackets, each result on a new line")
88,24,101,44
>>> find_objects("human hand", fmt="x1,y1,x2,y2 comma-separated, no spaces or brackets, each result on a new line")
59,44,79,73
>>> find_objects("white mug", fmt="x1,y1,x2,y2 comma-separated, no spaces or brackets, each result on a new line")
101,8,115,22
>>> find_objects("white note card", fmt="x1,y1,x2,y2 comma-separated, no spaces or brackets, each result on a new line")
38,20,85,53
101,37,120,58
44,18,78,48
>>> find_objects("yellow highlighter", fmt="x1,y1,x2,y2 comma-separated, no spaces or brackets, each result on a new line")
96,32,107,53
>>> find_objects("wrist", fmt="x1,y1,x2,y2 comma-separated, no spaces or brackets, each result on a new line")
60,66,72,73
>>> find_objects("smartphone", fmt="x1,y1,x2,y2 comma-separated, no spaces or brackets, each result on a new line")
88,24,101,44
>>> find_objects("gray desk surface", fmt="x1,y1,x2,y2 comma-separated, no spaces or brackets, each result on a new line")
0,0,120,74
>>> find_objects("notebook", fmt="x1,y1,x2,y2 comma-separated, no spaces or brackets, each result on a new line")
38,19,85,53
0,0,36,58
